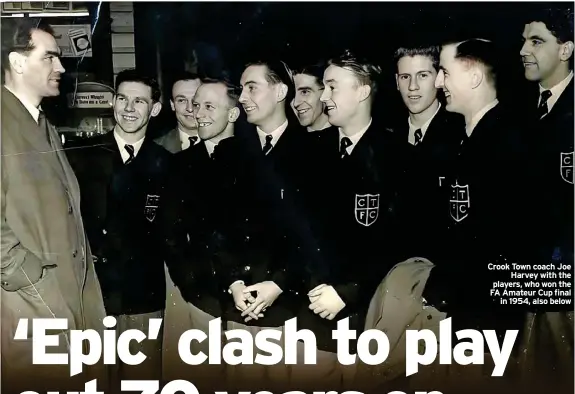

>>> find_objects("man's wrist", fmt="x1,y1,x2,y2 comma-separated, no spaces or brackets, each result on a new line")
228,280,244,294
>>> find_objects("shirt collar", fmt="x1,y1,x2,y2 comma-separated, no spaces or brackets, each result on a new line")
338,118,373,154
466,99,499,137
204,139,217,157
4,85,40,123
178,128,200,150
113,130,146,163
539,71,573,112
408,102,441,136
256,119,289,149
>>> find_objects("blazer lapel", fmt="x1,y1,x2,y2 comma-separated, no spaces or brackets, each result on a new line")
167,129,182,153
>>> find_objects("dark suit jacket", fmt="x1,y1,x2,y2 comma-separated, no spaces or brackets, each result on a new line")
526,79,574,266
423,103,530,333
67,132,171,316
392,106,466,262
162,130,312,327
299,120,405,351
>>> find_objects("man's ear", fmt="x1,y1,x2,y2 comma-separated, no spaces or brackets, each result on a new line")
170,99,175,112
358,84,371,102
8,51,26,75
277,83,288,102
151,101,162,117
395,74,400,91
560,41,574,63
470,67,484,89
228,106,240,122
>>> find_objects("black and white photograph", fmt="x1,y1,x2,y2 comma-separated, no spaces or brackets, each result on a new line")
1,2,573,394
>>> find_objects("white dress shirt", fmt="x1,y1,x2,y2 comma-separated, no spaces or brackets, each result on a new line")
466,99,499,137
407,103,441,145
539,71,573,113
256,119,289,153
338,118,373,155
114,131,145,163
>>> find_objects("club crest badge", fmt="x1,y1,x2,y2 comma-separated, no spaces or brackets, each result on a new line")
560,151,573,184
144,195,160,223
355,194,380,227
449,182,470,222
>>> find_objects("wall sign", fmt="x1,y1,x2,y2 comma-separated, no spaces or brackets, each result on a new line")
52,24,93,57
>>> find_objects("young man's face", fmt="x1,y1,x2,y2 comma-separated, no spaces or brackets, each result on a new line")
520,21,572,85
435,44,473,115
114,81,160,134
239,65,282,127
396,55,438,115
291,73,325,127
193,83,237,141
171,79,201,132
320,64,364,127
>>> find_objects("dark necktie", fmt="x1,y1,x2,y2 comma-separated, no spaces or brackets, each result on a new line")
262,135,273,155
340,137,352,159
189,136,198,145
124,144,135,164
414,129,423,146
538,90,552,119
38,111,51,145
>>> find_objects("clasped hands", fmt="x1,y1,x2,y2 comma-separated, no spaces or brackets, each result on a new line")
230,281,283,322
229,281,345,322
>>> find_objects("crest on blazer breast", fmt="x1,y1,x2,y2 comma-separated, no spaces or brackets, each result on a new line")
560,151,573,184
355,194,379,226
144,194,160,222
449,182,470,222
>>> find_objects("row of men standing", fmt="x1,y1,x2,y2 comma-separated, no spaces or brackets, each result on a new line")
1,10,573,393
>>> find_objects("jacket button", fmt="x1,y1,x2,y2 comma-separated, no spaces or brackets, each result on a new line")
68,205,73,214
72,250,78,258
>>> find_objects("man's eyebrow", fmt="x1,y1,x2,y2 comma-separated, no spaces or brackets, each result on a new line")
45,50,61,57
526,34,547,42
297,85,313,91
325,79,337,84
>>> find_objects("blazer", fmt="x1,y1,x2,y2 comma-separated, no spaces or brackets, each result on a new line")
526,79,574,266
67,132,171,316
1,87,107,391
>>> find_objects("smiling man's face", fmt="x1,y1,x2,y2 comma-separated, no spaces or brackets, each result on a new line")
396,55,438,115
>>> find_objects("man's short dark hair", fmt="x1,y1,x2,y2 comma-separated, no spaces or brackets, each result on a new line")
1,18,55,80
327,49,382,97
171,71,201,91
453,39,499,88
291,62,326,87
115,68,161,102
200,76,241,107
245,60,293,87
393,45,440,71
244,59,294,105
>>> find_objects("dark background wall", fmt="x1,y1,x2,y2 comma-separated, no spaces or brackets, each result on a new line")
130,2,571,134
46,2,567,136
